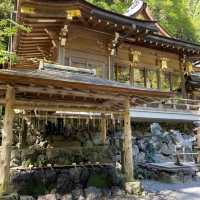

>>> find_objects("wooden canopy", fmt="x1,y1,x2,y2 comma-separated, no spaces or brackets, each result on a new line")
0,64,171,112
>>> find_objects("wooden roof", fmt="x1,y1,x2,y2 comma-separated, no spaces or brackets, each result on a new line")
125,0,170,37
0,66,172,112
15,0,158,65
15,0,200,67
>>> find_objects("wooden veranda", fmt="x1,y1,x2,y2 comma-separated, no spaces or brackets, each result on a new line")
0,64,171,193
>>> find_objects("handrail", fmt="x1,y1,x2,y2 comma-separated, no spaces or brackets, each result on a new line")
136,97,200,112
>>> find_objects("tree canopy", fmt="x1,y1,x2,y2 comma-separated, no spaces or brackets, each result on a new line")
87,0,200,43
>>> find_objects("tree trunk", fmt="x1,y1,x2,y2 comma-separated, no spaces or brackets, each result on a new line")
123,98,134,181
0,85,15,194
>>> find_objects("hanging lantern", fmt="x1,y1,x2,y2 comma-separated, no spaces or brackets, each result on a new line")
129,50,141,63
160,57,168,71
185,61,193,74
21,6,35,14
66,9,81,20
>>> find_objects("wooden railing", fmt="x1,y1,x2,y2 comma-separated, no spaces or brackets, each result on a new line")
136,98,200,112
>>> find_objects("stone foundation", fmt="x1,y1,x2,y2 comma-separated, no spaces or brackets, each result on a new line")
11,166,123,197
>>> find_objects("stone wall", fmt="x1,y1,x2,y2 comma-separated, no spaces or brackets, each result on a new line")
133,123,196,164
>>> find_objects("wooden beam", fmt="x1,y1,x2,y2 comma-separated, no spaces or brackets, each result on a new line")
123,98,134,181
7,85,126,101
100,113,107,144
0,85,15,194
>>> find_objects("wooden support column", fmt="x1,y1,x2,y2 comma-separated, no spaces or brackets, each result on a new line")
195,125,200,163
100,114,107,144
123,98,134,181
0,85,15,194
180,56,187,98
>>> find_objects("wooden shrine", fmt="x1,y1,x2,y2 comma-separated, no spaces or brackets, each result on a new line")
1,0,200,194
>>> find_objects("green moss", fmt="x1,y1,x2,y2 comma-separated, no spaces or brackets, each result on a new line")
87,173,112,189
21,181,47,197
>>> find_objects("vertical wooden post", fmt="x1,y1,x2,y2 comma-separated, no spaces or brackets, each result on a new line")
196,126,200,163
179,56,187,98
100,114,107,144
0,85,15,194
123,98,134,181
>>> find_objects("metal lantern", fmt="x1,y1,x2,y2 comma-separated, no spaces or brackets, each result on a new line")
129,50,141,63
21,6,35,14
186,61,193,74
160,57,168,70
66,9,81,20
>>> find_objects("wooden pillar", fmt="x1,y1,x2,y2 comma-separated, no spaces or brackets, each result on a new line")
0,85,15,194
123,98,134,181
180,56,187,98
100,114,107,144
196,126,200,163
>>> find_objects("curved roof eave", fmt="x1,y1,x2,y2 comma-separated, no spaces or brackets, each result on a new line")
20,0,159,32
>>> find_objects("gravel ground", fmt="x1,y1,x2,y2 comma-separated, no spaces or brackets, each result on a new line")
141,179,200,200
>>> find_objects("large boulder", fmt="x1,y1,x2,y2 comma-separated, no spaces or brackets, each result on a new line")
61,194,72,200
137,152,145,163
124,181,143,195
71,188,84,200
160,144,172,156
150,123,162,136
37,194,60,200
84,187,102,200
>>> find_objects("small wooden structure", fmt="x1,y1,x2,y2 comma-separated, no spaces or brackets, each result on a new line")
0,63,170,193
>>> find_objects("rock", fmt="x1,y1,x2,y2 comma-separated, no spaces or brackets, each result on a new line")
61,194,72,200
11,158,21,167
85,187,102,200
133,145,139,161
20,196,35,200
71,188,84,200
124,181,143,195
137,152,145,163
160,144,172,156
150,123,162,136
137,139,146,152
69,168,81,185
111,186,125,196
56,171,72,194
37,194,60,200
153,153,172,163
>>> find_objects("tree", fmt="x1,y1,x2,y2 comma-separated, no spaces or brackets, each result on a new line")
87,0,200,43
146,0,199,42
87,0,132,13
0,0,30,65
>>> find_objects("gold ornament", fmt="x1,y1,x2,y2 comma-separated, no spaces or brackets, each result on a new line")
160,57,168,70
66,9,81,20
21,6,35,14
129,50,141,63
186,61,193,74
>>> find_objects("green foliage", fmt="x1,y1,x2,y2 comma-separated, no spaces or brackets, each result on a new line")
87,0,132,13
0,0,31,65
87,0,200,43
87,173,112,188
146,0,199,42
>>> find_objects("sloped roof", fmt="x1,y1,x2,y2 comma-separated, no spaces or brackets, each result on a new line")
124,0,170,37
0,67,171,98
